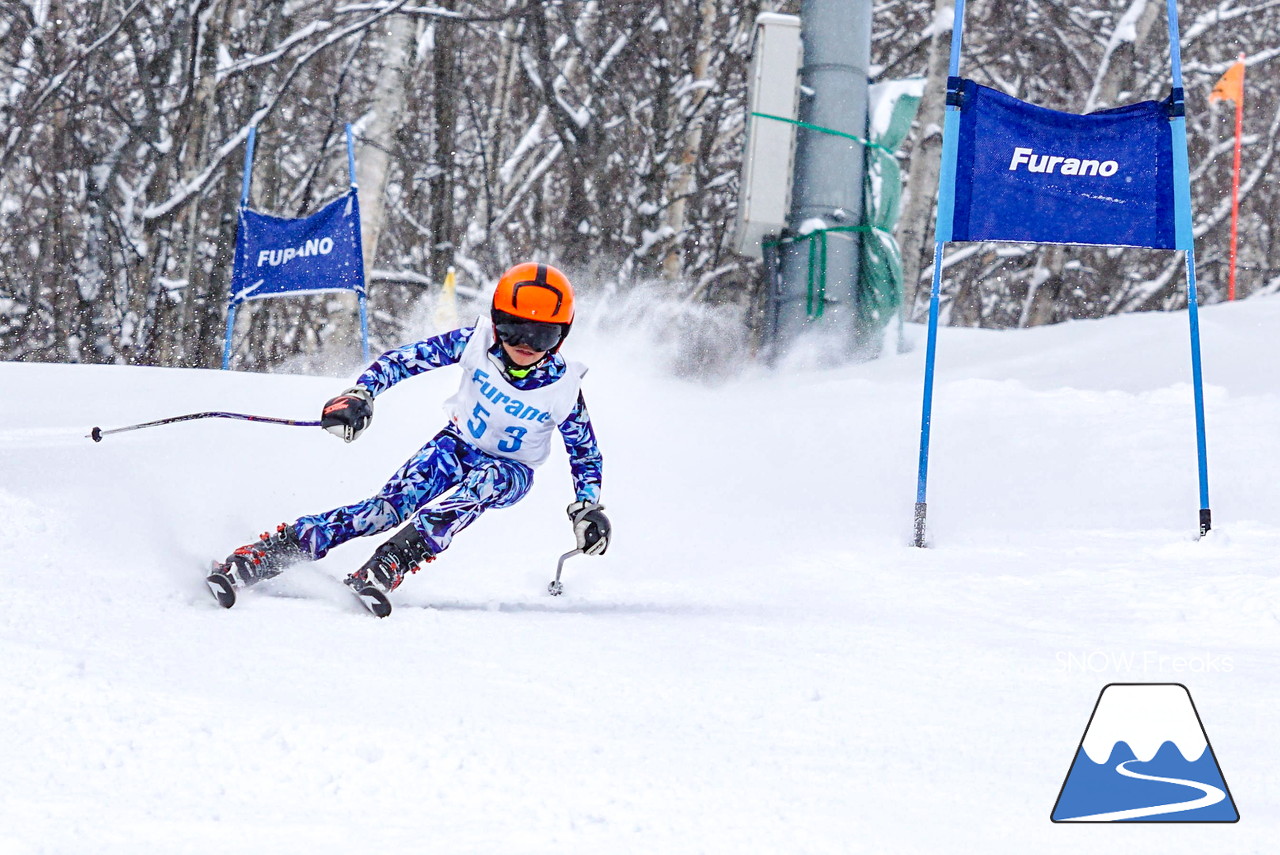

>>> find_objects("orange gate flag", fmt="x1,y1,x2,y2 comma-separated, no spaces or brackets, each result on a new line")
1210,60,1245,104
1210,56,1246,301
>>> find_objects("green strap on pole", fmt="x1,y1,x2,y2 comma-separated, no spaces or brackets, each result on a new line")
769,225,878,319
818,231,829,318
750,112,895,156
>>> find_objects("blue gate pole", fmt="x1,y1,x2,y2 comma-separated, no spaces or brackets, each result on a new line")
1165,0,1185,84
913,242,946,547
224,126,257,370
345,123,369,362
1166,0,1211,535
221,303,238,370
358,294,370,363
911,0,965,547
240,126,257,207
1184,249,1212,535
345,124,358,187
947,0,968,76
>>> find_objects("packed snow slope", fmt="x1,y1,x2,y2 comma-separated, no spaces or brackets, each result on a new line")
3,297,1279,853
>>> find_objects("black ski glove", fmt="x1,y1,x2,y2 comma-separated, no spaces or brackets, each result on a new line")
567,501,610,555
321,386,373,442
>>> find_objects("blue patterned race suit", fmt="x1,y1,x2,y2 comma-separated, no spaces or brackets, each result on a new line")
291,326,602,561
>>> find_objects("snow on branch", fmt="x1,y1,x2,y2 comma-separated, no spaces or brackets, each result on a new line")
1083,0,1149,111
498,106,549,185
334,3,523,22
1181,44,1280,78
143,1,410,221
1182,0,1280,46
214,20,334,84
0,0,150,172
491,140,564,232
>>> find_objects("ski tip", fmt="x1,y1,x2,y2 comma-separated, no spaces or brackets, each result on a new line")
353,585,392,618
206,571,237,609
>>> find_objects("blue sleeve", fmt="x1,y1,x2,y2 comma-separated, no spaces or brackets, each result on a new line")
558,391,603,503
356,327,473,396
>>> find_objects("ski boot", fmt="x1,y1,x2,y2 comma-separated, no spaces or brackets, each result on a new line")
345,525,435,618
207,523,310,608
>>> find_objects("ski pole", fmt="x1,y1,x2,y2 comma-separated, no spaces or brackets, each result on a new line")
89,411,322,442
547,548,583,596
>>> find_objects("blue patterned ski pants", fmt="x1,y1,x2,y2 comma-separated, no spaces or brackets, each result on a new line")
293,426,534,559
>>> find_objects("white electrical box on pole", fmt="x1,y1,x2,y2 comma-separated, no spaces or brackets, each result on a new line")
732,14,802,260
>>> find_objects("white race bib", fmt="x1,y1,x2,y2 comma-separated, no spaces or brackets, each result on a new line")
443,322,586,466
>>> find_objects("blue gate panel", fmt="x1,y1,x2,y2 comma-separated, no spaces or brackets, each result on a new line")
230,189,366,306
948,80,1176,250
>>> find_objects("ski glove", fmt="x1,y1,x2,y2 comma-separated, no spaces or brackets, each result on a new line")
567,501,610,555
321,386,374,442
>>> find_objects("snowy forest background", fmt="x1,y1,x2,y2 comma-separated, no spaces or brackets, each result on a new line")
0,0,1275,371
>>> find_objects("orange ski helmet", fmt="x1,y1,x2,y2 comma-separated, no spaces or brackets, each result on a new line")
491,262,575,351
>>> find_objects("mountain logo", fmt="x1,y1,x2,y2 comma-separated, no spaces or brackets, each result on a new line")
1051,683,1238,822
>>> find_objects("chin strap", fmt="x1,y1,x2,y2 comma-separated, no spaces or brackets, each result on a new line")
492,343,546,379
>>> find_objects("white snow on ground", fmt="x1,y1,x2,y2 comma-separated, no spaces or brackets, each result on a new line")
3,297,1279,853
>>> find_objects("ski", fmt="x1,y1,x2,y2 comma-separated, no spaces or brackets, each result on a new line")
206,563,237,609
349,583,392,618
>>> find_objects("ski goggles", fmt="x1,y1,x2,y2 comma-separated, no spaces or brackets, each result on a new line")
494,320,563,352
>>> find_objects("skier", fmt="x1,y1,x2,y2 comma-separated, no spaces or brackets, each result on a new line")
206,262,610,617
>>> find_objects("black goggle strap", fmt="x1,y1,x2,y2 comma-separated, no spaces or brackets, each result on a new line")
496,321,561,350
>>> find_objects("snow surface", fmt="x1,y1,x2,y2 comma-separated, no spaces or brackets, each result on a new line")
4,297,1280,852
